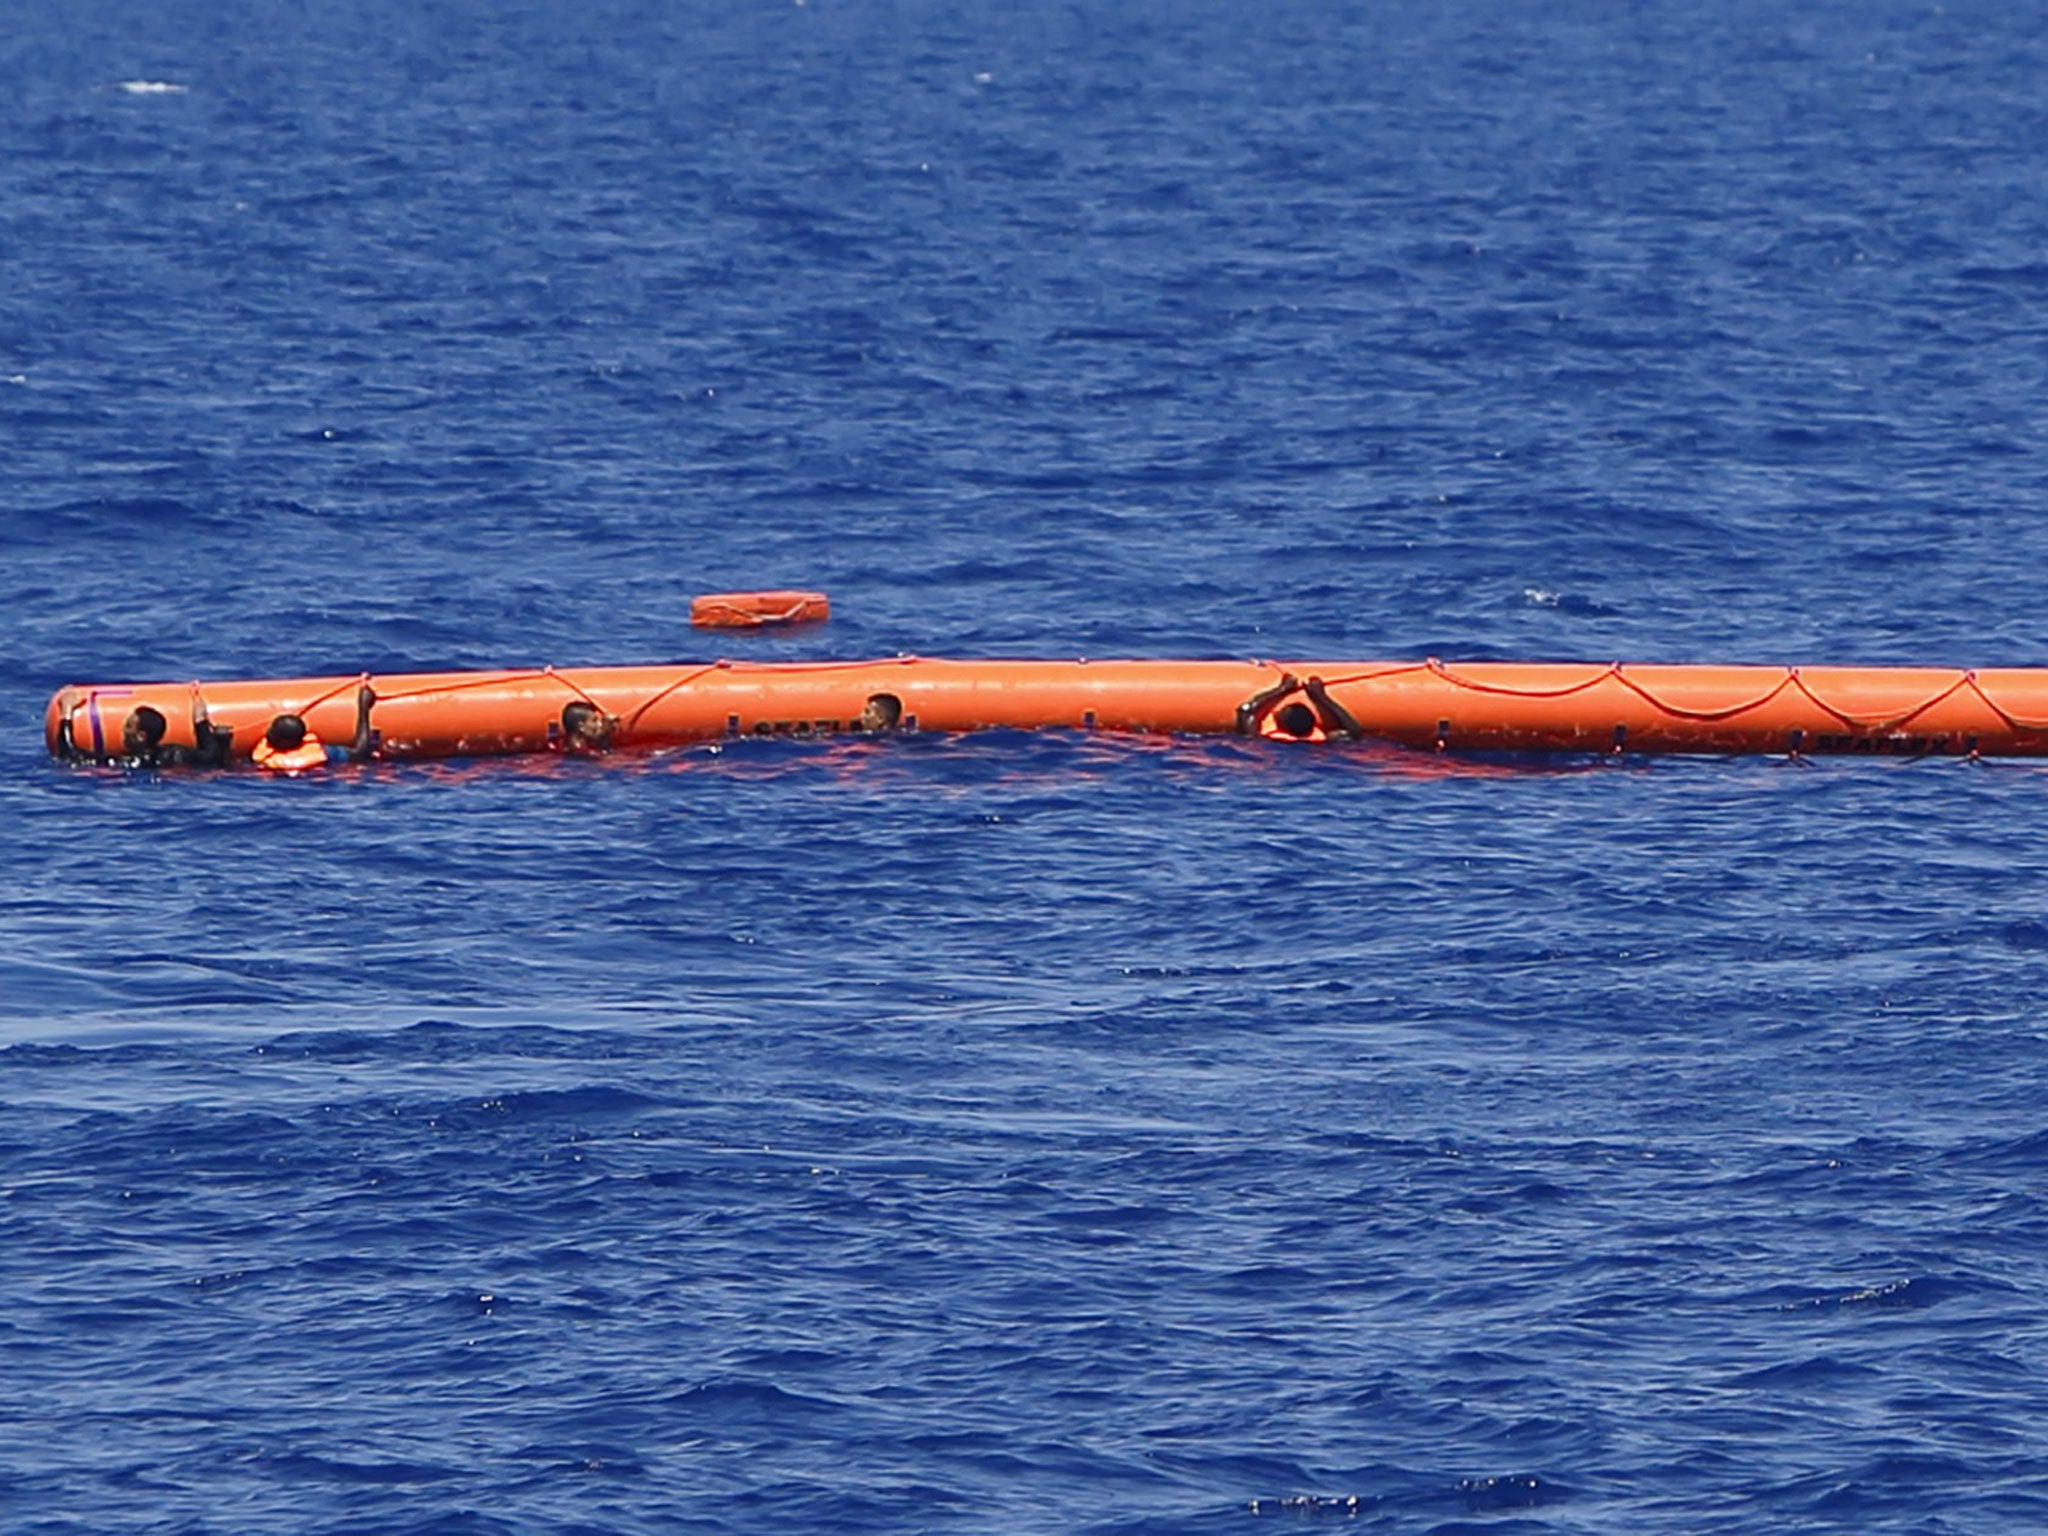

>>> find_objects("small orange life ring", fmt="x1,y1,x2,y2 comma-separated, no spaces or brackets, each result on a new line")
690,591,830,629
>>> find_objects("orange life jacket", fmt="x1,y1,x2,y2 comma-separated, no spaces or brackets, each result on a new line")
1259,714,1328,743
252,734,330,773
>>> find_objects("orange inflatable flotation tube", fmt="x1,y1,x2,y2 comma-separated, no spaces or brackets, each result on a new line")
45,656,2048,764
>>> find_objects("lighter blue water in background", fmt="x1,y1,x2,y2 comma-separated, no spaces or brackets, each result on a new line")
6,2,2048,1531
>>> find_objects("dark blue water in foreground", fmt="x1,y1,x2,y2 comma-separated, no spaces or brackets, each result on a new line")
7,2,2048,1531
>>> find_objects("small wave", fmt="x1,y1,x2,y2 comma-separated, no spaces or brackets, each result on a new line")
1247,1474,1560,1521
113,80,189,95
1447,1180,1573,1215
663,1378,846,1420
1458,1473,1556,1511
1957,262,2048,289
1521,587,1619,616
1722,1353,1883,1388
1945,1127,2048,1170
1778,1275,1965,1313
1993,918,2048,951
249,1449,462,1485
259,1019,650,1064
507,1441,647,1478
457,1084,662,1121
18,495,237,546
1246,1492,1376,1516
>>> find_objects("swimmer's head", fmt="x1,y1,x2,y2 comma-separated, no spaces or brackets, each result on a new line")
561,701,614,750
1273,701,1318,738
857,693,903,731
265,714,308,751
122,706,168,754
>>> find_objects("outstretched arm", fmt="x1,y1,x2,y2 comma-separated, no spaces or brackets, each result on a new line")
191,696,233,768
52,696,82,761
348,683,377,761
1235,671,1299,735
1305,677,1365,741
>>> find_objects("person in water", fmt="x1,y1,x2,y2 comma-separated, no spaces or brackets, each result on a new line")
252,685,377,773
558,700,617,754
116,701,233,770
854,693,904,732
1235,673,1364,742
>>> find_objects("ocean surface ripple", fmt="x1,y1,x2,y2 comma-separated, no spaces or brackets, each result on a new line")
5,1,2048,1531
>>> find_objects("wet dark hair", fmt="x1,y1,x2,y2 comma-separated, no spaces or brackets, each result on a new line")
863,693,903,728
561,701,612,746
265,714,308,751
1273,702,1318,737
126,706,168,747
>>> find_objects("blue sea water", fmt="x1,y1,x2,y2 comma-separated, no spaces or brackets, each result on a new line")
6,0,2048,1530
